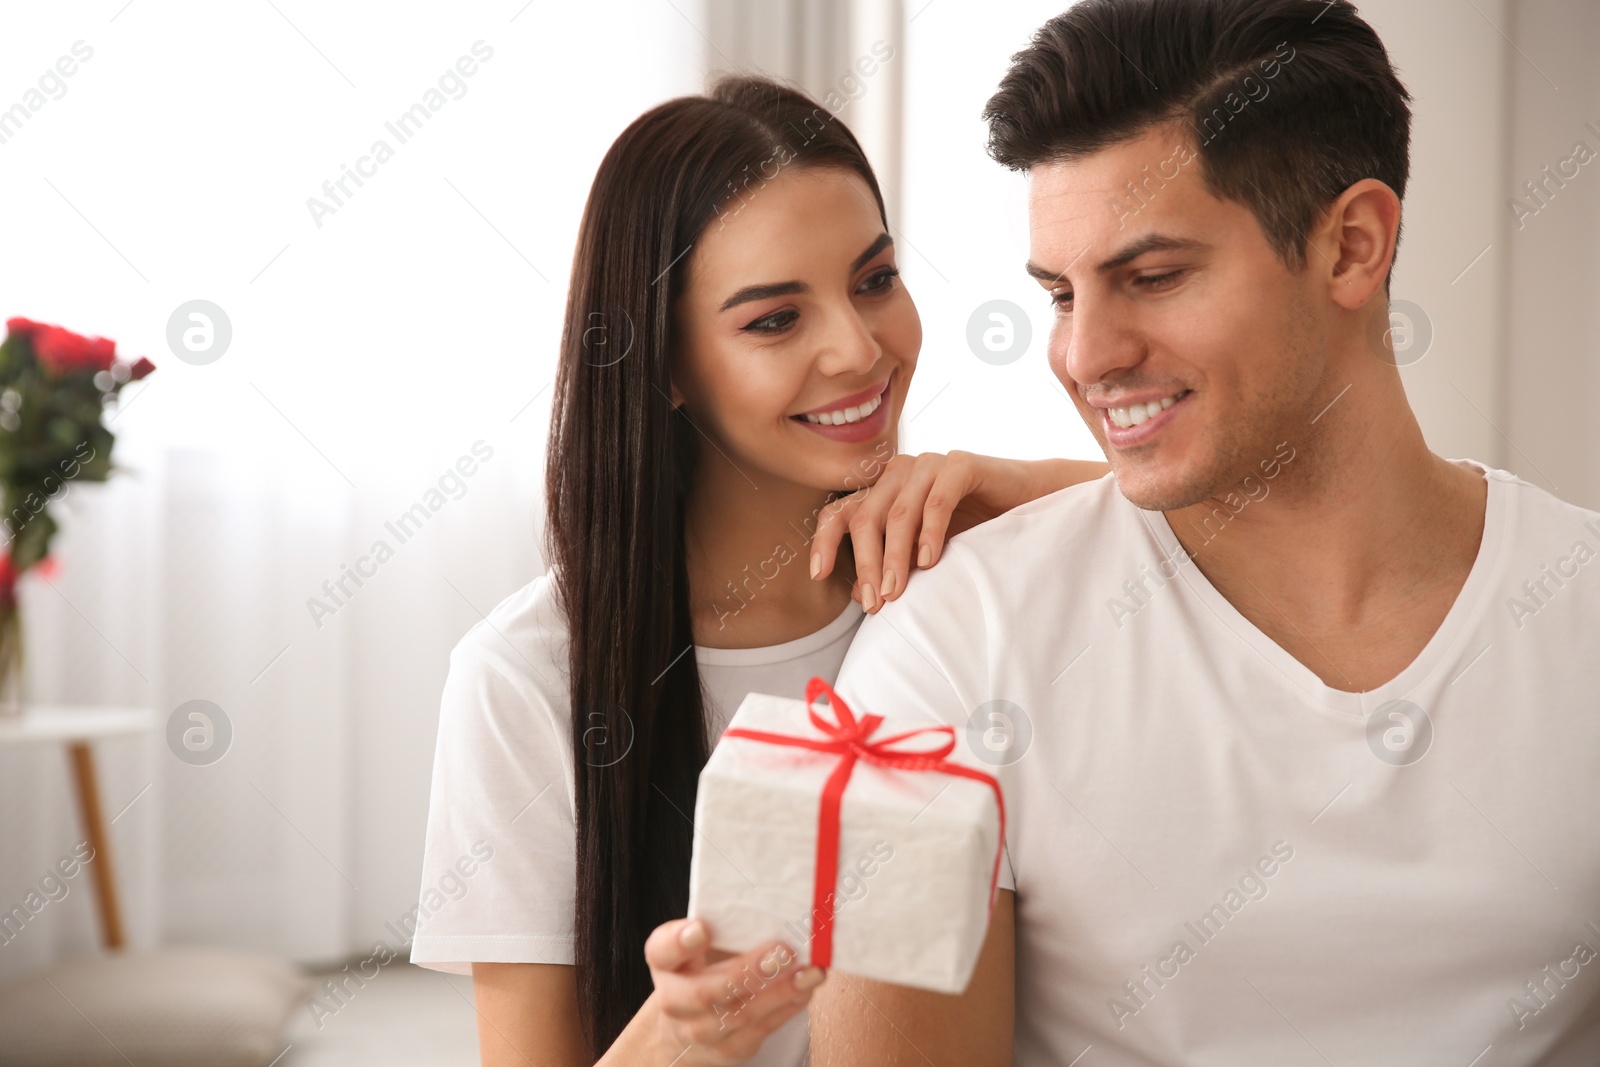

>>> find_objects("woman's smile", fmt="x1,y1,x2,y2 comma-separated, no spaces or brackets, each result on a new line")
791,374,894,443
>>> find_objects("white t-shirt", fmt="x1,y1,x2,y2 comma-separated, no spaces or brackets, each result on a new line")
410,570,865,1066
833,461,1600,1066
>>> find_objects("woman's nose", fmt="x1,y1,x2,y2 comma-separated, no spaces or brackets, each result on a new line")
814,305,882,377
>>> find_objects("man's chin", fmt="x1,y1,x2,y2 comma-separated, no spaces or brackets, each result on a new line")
1107,460,1210,513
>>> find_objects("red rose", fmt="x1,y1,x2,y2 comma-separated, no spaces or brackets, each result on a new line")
6,317,118,376
128,356,156,380
35,325,117,376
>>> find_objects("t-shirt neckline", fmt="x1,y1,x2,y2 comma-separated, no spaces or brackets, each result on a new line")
1138,460,1509,716
694,598,866,668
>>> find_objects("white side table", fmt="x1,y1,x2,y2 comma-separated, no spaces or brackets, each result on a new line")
0,708,160,950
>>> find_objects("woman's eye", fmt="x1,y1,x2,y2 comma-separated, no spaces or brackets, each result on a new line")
859,267,899,294
743,309,799,335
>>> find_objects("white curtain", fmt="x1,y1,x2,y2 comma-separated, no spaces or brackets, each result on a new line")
706,0,905,230
0,0,705,983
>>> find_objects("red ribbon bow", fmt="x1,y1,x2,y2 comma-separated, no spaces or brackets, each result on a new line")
720,677,1007,969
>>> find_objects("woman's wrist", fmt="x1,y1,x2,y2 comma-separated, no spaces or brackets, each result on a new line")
596,988,690,1066
962,455,1110,526
1013,457,1110,505
966,454,1053,522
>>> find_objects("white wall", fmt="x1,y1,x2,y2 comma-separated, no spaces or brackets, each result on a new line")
1505,0,1600,510
1359,0,1513,474
895,0,1104,461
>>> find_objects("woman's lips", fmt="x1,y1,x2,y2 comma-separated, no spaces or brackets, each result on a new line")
794,376,893,417
791,377,893,443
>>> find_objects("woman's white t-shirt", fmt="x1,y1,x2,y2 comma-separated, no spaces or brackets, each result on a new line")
410,570,865,1066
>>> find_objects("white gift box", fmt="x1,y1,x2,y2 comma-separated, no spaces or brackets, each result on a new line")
686,685,1004,994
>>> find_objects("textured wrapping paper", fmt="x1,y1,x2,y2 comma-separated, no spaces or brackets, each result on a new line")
686,680,1004,994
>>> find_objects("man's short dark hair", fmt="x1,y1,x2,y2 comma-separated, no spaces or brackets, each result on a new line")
985,0,1412,289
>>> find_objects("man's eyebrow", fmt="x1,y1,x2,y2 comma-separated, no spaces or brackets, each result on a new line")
718,233,894,312
1025,234,1209,284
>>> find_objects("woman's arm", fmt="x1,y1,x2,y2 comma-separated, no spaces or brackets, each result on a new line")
809,452,1109,612
471,961,589,1066
471,919,824,1066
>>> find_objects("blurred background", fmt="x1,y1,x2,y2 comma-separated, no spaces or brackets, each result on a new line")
0,0,1593,1063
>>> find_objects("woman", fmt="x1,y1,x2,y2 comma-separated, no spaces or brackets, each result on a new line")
410,76,1106,1066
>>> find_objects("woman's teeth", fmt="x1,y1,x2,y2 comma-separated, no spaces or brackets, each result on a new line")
1108,391,1186,429
800,391,883,425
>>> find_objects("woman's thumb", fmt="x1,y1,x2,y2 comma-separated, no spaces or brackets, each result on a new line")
644,916,711,974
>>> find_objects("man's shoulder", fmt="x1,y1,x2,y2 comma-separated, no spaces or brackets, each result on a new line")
948,470,1137,569
1471,461,1600,563
837,472,1135,722
1484,462,1600,526
1484,463,1600,594
889,470,1140,611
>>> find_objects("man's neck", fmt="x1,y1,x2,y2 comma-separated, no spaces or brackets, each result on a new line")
1162,380,1488,692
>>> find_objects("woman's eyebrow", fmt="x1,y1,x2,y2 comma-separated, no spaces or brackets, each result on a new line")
718,233,895,312
850,232,894,273
720,281,806,312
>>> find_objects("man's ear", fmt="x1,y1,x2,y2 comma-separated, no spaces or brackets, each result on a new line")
1316,178,1401,312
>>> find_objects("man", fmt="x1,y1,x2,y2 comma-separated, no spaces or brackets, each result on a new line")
809,0,1600,1063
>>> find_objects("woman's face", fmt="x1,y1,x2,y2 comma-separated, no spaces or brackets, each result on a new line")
672,166,921,494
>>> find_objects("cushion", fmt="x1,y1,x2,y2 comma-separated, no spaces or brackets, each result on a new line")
0,947,311,1067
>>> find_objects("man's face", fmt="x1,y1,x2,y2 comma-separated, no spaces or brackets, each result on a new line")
1028,124,1329,511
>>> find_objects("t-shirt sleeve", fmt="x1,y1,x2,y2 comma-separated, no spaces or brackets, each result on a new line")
831,545,1016,894
409,636,577,974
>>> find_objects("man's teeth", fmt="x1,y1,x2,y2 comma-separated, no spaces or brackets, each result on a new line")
1108,393,1182,429
801,391,883,425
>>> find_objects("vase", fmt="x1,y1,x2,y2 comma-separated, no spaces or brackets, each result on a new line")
0,601,22,717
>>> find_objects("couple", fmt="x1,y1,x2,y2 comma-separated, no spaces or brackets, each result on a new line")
412,0,1600,1064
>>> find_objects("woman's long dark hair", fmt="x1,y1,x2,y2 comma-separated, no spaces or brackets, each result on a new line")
544,76,887,1057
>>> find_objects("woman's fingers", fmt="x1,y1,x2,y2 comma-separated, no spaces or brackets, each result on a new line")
645,917,712,976
809,494,859,582
877,458,952,602
843,458,915,610
656,940,796,1021
691,967,825,1065
653,936,824,1053
904,452,981,581
672,943,808,1036
809,453,986,609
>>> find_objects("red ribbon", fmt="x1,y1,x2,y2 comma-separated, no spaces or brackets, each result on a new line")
719,677,1006,969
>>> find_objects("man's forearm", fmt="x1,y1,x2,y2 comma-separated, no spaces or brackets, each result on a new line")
807,890,1016,1066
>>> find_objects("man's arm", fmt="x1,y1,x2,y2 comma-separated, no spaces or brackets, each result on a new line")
808,889,1014,1067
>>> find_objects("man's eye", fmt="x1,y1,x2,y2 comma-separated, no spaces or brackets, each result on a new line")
743,309,799,334
1136,270,1183,289
1051,291,1073,311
